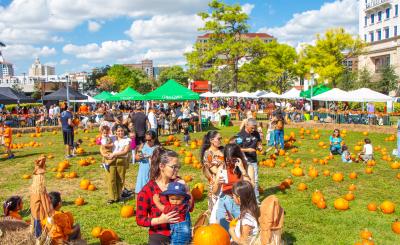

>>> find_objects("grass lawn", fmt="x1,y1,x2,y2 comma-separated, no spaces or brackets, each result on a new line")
1,126,400,245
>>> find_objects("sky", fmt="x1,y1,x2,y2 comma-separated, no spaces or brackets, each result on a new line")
0,0,359,75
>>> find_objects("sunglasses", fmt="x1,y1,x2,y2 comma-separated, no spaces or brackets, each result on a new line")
167,165,181,171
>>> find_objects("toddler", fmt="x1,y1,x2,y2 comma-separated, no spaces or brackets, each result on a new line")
153,182,193,245
358,138,374,163
183,127,190,147
72,139,83,156
100,125,114,171
341,145,352,163
3,195,23,220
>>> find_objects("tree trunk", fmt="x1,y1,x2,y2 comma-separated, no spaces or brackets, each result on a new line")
233,59,239,91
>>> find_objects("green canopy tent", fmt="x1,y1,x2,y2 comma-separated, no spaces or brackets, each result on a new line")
93,91,113,101
143,79,200,101
107,87,144,101
300,84,331,99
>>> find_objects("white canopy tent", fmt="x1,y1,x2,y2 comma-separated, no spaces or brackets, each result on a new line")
252,90,267,97
346,88,392,102
212,91,227,97
312,88,350,101
260,92,281,99
70,95,99,103
200,91,214,98
280,88,301,100
236,91,257,98
227,91,240,97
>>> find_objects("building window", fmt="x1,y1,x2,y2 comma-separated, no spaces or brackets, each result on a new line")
378,11,382,21
395,26,398,36
396,5,399,16
377,29,382,40
364,34,367,41
375,55,390,72
371,13,375,24
365,16,368,26
370,32,374,42
386,8,390,19
385,27,390,39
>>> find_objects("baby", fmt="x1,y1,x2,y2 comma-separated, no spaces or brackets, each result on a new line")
153,182,193,245
99,125,114,171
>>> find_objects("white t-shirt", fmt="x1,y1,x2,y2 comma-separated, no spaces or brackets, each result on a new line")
148,111,157,129
364,144,373,155
112,137,131,157
234,213,259,240
218,109,227,116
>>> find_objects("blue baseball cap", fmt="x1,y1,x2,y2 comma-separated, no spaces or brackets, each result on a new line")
160,182,190,200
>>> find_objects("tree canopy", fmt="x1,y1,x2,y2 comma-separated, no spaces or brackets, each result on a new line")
157,66,188,86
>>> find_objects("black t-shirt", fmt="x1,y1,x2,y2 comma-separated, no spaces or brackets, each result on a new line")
133,112,147,137
237,128,261,163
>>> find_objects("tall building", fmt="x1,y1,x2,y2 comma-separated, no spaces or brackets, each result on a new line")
123,59,154,79
28,57,55,77
358,0,400,78
0,51,14,79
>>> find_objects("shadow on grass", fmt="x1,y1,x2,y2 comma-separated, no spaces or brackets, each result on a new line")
260,185,287,202
0,152,44,162
283,231,297,245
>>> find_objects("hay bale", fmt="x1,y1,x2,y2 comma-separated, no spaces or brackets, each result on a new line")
0,218,35,245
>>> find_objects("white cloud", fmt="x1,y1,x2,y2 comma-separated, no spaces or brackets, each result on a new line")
242,3,255,15
88,20,101,32
60,59,69,65
2,45,56,61
63,40,135,60
258,0,359,47
44,61,57,67
81,64,91,70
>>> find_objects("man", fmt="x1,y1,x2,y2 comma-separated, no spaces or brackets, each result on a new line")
367,102,375,125
132,106,149,145
237,118,262,203
147,107,158,136
112,112,129,135
59,106,74,158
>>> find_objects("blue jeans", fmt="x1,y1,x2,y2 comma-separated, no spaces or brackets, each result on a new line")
274,130,284,149
34,219,42,238
248,161,260,204
216,193,240,232
330,146,342,155
171,212,191,245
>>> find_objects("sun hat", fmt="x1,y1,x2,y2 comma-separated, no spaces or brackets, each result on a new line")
160,182,190,200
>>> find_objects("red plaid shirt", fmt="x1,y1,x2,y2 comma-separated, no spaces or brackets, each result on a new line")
136,180,171,236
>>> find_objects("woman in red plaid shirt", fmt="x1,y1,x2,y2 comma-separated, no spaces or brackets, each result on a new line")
136,147,182,245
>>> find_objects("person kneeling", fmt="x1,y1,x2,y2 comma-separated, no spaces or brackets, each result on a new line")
42,192,81,244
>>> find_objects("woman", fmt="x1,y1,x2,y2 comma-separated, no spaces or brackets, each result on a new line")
329,129,343,156
240,110,253,130
135,130,160,194
213,143,252,232
200,131,224,213
101,125,131,204
136,147,182,245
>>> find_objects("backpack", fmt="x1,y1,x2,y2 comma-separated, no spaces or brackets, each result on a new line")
276,119,284,130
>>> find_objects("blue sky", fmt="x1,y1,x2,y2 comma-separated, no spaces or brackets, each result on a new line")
0,0,358,75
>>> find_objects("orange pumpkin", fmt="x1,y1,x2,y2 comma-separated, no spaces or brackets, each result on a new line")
191,186,203,201
88,184,96,191
75,197,85,206
392,220,400,234
397,173,400,179
349,172,357,179
120,205,134,218
323,170,330,176
380,201,395,214
348,184,356,191
365,167,373,174
22,174,31,179
312,190,324,204
174,141,180,147
291,167,303,177
298,183,307,191
367,203,377,211
183,175,193,183
99,229,119,245
92,227,103,238
69,172,78,178
278,149,285,156
334,198,349,210
332,173,344,182
308,168,319,178
193,224,230,245
80,179,90,190
344,192,355,201
360,229,372,240
317,199,327,209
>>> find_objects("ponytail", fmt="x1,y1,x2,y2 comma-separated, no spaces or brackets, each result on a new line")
200,131,219,162
3,196,22,216
149,147,178,181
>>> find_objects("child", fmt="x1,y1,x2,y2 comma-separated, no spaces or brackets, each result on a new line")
3,121,14,159
257,122,264,144
128,123,137,165
358,138,374,163
99,125,114,171
43,192,81,244
341,145,352,163
266,117,275,152
164,116,170,135
183,127,190,146
72,139,83,156
228,180,260,244
3,195,23,220
153,182,193,245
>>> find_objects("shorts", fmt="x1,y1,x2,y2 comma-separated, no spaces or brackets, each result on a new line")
63,131,74,146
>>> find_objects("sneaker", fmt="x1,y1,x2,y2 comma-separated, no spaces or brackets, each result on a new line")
7,154,15,159
102,163,110,172
65,155,73,159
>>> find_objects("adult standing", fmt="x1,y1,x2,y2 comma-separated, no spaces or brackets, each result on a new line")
367,102,375,125
239,110,253,130
101,125,131,204
200,131,224,213
236,118,261,203
271,110,285,153
147,107,158,136
59,106,74,158
136,147,181,245
213,144,252,231
135,131,160,194
133,106,150,145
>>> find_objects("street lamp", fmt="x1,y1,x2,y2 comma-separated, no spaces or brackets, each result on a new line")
66,75,70,107
310,68,315,116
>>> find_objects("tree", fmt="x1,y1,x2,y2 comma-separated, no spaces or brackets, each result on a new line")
186,0,250,91
299,28,364,87
336,69,357,91
376,65,399,95
96,75,116,91
12,83,23,93
84,65,110,92
158,66,189,86
357,67,372,89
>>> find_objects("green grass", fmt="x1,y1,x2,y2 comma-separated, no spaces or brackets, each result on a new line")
0,126,400,244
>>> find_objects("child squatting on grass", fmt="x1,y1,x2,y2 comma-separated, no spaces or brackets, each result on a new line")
358,138,374,163
3,195,23,221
